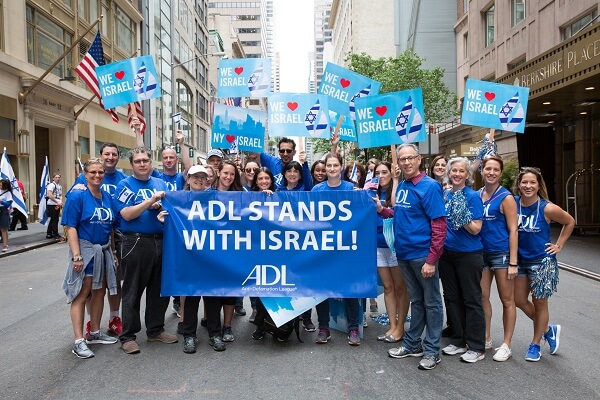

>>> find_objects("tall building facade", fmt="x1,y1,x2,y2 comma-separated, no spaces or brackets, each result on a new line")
0,0,142,217
208,1,266,58
329,0,396,66
314,0,333,88
451,0,600,220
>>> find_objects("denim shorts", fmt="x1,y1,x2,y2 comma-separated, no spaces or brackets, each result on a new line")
517,259,541,280
377,247,398,267
483,251,509,271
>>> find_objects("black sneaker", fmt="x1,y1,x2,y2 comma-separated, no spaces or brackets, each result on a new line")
222,326,234,342
303,318,316,332
209,336,226,351
252,329,266,340
183,336,196,354
234,306,246,316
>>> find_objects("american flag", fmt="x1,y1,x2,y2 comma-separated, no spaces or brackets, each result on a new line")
224,97,242,107
74,31,119,123
128,102,146,134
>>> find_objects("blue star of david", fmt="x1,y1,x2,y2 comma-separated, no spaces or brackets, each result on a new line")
248,75,258,85
500,104,514,117
305,110,317,124
134,76,145,87
396,114,409,128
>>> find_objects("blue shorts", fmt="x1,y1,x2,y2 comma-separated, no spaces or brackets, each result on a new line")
517,259,541,280
483,251,509,271
85,259,94,276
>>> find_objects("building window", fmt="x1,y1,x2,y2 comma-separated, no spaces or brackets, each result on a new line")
177,81,192,114
101,0,110,35
114,5,135,54
508,57,526,71
78,136,90,155
512,0,525,27
26,6,74,78
484,5,495,47
464,0,468,13
563,9,598,39
198,127,207,152
0,0,3,50
463,33,468,58
0,117,15,141
78,0,99,24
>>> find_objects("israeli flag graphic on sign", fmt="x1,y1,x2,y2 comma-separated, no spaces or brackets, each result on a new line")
355,88,427,149
268,93,331,139
96,55,162,109
461,78,529,133
218,58,272,98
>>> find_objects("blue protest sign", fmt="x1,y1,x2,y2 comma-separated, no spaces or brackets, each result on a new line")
261,297,326,327
328,110,357,142
461,78,529,133
96,55,161,109
318,63,381,126
268,93,331,139
218,58,271,98
211,103,266,152
161,191,377,298
328,298,364,338
355,89,426,149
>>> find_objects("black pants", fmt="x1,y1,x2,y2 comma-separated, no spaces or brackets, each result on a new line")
9,209,27,229
183,296,234,338
46,203,60,236
119,235,170,343
439,249,486,352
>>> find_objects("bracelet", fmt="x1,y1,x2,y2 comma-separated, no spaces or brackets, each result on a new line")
556,244,562,249
72,255,83,262
508,263,518,267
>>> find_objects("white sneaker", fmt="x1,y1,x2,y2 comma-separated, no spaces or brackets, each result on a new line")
442,344,468,355
493,343,512,362
485,339,493,350
460,350,485,363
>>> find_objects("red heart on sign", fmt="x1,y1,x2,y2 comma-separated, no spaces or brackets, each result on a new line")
115,71,125,80
234,67,244,75
340,78,351,88
375,106,387,117
225,135,236,143
484,92,496,101
287,102,298,111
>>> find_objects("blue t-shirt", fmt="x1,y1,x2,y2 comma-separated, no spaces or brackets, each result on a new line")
260,153,313,190
152,170,185,191
310,180,355,192
516,196,553,261
394,175,446,260
61,190,114,244
68,170,127,196
444,186,484,252
479,186,511,252
113,176,166,234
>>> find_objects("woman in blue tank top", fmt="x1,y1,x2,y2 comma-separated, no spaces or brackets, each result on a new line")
514,167,574,362
478,156,518,362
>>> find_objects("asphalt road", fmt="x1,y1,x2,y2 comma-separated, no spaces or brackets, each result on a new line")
1,244,599,400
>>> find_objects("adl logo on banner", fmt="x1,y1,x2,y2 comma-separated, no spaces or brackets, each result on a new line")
461,78,530,133
355,89,426,149
96,55,161,109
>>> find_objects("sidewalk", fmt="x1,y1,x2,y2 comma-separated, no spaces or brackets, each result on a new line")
0,222,64,259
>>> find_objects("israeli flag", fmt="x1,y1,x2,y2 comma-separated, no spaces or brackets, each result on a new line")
348,163,358,184
499,93,525,132
304,100,329,138
349,85,371,120
0,148,27,217
172,112,182,124
247,64,270,96
37,156,49,225
133,62,158,100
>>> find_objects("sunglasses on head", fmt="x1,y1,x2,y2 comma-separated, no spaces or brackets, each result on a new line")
520,166,541,173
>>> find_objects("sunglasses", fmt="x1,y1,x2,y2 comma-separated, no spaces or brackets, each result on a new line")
245,168,259,173
520,166,541,173
279,149,293,154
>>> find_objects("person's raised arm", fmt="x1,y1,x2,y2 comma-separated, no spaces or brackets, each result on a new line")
176,130,191,174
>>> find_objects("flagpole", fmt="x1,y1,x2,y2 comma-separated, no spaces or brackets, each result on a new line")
18,16,104,104
74,49,139,119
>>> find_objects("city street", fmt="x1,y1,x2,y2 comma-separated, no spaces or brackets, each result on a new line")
1,243,598,399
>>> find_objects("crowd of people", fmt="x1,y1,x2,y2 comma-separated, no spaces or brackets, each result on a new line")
59,120,574,370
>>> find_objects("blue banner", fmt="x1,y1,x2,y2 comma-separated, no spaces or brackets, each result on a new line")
268,93,331,139
211,103,266,152
218,58,271,98
96,55,162,109
161,191,377,298
318,63,381,131
328,110,357,142
355,89,427,149
461,78,529,133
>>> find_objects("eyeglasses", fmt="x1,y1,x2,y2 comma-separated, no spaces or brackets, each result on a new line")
279,149,293,154
398,155,420,163
86,170,105,175
133,158,151,165
520,166,541,172
245,168,259,173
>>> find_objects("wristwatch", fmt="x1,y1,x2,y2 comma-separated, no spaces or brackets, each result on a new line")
72,255,83,262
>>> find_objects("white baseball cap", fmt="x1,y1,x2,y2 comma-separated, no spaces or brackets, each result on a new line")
207,149,224,159
188,165,208,176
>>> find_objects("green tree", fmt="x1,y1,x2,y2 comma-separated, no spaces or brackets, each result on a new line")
311,51,459,163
